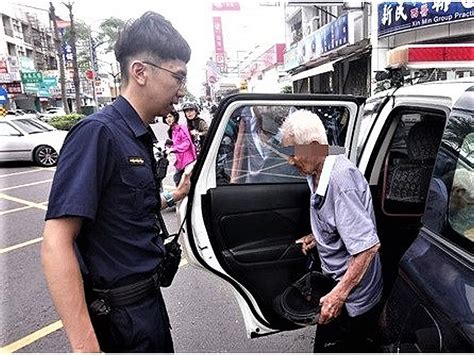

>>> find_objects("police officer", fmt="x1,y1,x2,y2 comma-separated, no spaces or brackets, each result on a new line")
41,12,191,352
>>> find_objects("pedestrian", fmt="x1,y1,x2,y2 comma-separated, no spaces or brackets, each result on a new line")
163,110,197,186
41,11,191,352
280,109,383,352
182,102,208,155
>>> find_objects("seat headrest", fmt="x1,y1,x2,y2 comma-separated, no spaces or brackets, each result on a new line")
407,120,444,161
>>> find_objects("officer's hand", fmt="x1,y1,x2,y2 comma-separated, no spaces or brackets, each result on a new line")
318,289,345,325
176,170,192,199
296,234,316,255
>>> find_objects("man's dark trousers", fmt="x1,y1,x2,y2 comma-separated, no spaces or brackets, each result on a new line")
89,289,173,352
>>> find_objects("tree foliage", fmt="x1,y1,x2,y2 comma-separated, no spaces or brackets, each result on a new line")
97,17,125,53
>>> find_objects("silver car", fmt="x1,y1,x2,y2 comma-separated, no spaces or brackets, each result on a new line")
0,117,68,166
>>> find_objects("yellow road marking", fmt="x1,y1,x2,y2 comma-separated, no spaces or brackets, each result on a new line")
0,257,189,352
0,179,53,192
0,237,43,254
0,193,47,211
0,320,63,353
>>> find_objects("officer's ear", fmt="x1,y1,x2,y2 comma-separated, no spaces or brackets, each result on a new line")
129,60,147,86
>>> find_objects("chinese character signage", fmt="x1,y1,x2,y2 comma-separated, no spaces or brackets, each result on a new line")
378,1,474,37
213,16,226,72
320,13,349,55
21,72,43,84
212,2,240,11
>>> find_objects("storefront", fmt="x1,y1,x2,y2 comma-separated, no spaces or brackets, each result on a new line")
372,1,474,93
285,9,371,97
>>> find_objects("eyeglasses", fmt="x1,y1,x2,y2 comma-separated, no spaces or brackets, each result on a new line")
142,61,187,89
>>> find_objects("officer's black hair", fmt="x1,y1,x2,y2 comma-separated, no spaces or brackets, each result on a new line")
114,11,191,85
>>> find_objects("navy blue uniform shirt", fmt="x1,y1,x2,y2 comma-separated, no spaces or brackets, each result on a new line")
46,96,164,288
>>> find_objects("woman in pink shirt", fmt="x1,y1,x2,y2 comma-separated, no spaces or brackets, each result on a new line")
163,111,197,186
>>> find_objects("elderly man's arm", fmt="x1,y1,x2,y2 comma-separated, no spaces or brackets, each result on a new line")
318,243,380,325
41,217,100,352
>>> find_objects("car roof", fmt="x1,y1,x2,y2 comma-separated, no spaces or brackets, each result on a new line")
375,78,474,105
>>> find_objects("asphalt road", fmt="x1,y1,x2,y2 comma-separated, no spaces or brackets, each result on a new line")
0,117,315,353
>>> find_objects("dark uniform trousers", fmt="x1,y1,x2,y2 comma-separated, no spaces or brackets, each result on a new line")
313,301,382,353
88,289,174,352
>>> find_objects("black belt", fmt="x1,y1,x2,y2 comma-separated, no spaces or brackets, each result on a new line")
90,272,160,308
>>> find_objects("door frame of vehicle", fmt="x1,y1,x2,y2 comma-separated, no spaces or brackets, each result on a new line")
181,93,365,337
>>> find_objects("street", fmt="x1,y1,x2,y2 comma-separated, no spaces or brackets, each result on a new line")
0,119,315,353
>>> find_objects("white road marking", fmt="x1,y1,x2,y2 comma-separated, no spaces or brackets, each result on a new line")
0,193,47,211
0,179,53,192
0,257,189,351
0,168,42,178
0,237,43,254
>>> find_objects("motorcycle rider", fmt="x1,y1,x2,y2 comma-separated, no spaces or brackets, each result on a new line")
182,102,208,155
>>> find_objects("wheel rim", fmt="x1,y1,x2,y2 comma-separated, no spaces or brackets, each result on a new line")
37,146,58,166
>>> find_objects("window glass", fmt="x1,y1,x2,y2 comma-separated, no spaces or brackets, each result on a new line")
216,104,350,185
448,133,473,243
423,103,473,253
13,119,50,134
0,122,22,136
356,97,385,161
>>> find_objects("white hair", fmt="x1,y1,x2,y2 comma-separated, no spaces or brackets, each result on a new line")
280,109,328,145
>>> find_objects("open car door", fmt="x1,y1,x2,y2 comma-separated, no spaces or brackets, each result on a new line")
180,94,365,337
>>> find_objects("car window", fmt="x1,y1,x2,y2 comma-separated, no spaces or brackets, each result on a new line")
381,110,446,216
216,104,350,185
356,97,385,162
423,102,473,253
13,119,50,134
0,122,22,136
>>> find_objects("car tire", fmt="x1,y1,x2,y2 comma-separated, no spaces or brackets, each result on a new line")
33,145,59,167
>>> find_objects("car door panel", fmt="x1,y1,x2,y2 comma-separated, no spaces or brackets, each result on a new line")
185,93,365,335
201,183,313,327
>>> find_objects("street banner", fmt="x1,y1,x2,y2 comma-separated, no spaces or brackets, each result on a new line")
213,17,226,72
55,16,71,29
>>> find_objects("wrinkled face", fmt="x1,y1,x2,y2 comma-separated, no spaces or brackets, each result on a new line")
165,113,175,126
142,59,187,117
184,108,197,120
282,135,328,176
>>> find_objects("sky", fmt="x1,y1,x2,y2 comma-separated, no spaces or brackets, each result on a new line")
8,0,286,97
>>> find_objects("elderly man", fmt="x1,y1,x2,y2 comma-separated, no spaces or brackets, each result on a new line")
280,109,383,352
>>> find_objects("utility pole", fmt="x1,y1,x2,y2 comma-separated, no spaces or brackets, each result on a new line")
63,2,81,113
49,2,69,114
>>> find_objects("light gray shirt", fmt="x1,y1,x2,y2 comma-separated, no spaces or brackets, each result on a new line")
307,155,383,317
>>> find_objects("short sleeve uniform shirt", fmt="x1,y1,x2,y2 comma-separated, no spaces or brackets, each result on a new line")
46,96,164,288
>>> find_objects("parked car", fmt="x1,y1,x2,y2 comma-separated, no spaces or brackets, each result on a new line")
178,78,473,352
0,117,68,166
38,107,66,121
5,109,38,119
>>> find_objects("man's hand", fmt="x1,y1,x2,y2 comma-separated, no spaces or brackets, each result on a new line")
296,234,316,255
318,289,346,325
173,168,192,203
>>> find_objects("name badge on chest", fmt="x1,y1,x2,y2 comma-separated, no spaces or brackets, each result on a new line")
128,156,145,166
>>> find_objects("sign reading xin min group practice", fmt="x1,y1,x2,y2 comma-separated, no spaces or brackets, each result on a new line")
378,1,474,37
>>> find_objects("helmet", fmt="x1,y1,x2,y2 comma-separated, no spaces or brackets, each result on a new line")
182,102,200,113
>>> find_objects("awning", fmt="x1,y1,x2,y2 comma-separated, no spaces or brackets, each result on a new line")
290,60,336,82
